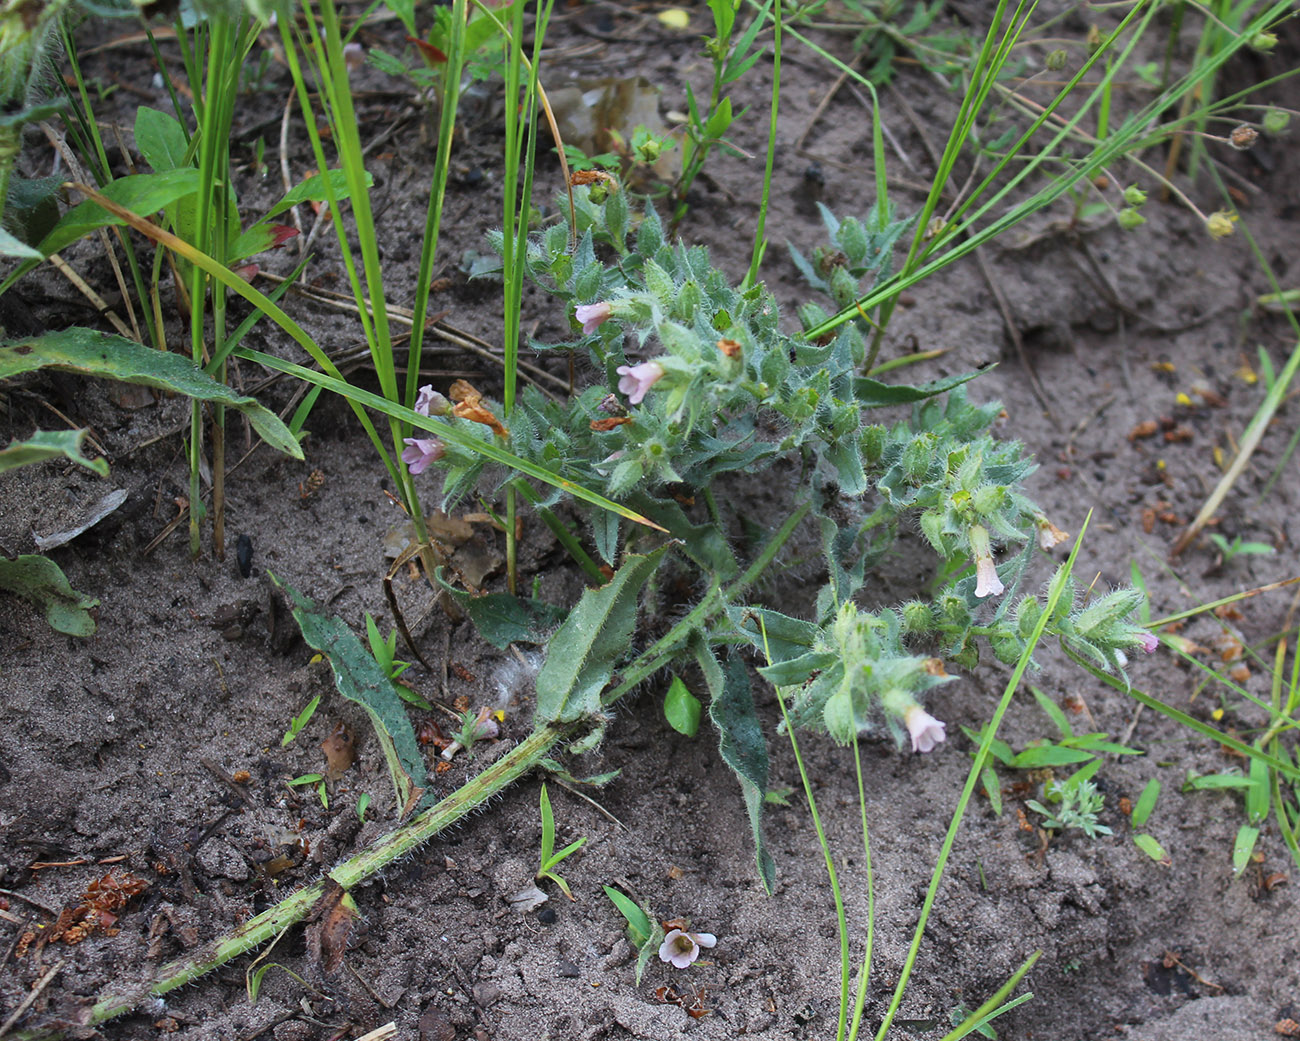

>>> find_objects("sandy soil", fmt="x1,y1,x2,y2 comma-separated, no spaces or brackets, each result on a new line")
2,3,1299,1040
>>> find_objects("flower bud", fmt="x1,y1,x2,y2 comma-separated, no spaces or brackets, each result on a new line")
1250,31,1277,52
901,600,936,634
861,424,886,464
1046,49,1067,71
1123,184,1147,207
991,634,1023,665
1117,207,1146,230
1229,125,1258,150
1205,210,1237,239
1263,108,1290,135
902,437,932,482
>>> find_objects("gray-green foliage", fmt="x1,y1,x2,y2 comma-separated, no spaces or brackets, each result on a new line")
413,188,1151,880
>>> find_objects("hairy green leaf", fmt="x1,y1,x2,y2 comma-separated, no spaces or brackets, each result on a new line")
275,577,428,812
535,547,667,723
0,330,302,460
0,429,107,476
0,555,99,636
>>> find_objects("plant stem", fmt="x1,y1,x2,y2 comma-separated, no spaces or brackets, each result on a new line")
21,725,575,1040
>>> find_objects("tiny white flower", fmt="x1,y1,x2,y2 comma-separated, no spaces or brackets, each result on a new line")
904,706,947,754
658,927,716,969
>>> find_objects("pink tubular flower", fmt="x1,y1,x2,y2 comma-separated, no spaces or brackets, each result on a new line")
969,524,1004,599
401,436,445,475
975,556,1004,599
575,301,613,335
1137,631,1158,654
616,361,665,405
414,384,450,417
1035,515,1071,551
658,928,716,970
904,705,947,753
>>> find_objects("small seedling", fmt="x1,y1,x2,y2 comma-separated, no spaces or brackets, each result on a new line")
281,694,321,747
1026,778,1112,839
356,792,372,822
1207,533,1275,566
287,772,328,809
366,613,413,681
603,885,663,983
440,707,501,761
536,783,587,900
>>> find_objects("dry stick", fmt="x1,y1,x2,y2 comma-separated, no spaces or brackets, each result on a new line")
793,52,862,152
1171,334,1300,557
0,961,66,1040
39,123,142,344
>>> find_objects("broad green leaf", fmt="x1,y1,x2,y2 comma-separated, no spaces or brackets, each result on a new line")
663,674,702,737
703,646,776,893
1133,833,1167,863
1031,686,1072,738
264,169,370,220
1182,772,1255,792
275,577,428,813
0,555,99,636
134,107,190,174
1009,744,1094,769
602,885,652,946
853,368,981,408
535,547,667,723
726,605,820,664
435,568,564,648
1131,778,1160,828
1232,823,1259,876
0,429,108,476
36,169,201,257
981,764,1002,816
0,226,41,259
0,330,302,461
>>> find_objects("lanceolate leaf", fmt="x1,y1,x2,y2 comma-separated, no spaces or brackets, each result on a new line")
853,368,983,407
0,330,302,461
534,547,668,723
0,555,99,636
275,577,429,813
434,568,565,648
0,429,108,476
700,643,776,894
35,169,201,257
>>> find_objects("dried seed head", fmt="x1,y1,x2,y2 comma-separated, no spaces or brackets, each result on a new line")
1229,125,1259,150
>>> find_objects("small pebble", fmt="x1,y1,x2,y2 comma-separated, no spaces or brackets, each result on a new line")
556,959,579,978
536,906,557,925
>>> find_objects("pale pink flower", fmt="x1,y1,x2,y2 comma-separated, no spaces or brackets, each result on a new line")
1035,515,1070,550
974,555,1004,599
904,705,947,753
658,928,716,969
1137,631,1158,654
616,361,665,405
401,436,445,475
414,385,450,417
575,301,613,335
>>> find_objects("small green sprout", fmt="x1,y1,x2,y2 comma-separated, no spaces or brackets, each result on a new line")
536,783,587,901
1026,778,1112,839
357,792,371,822
287,772,328,808
281,694,321,747
1208,533,1275,566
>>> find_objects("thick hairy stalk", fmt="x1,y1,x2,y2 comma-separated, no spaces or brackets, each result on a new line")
24,503,813,1038
19,725,574,1040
